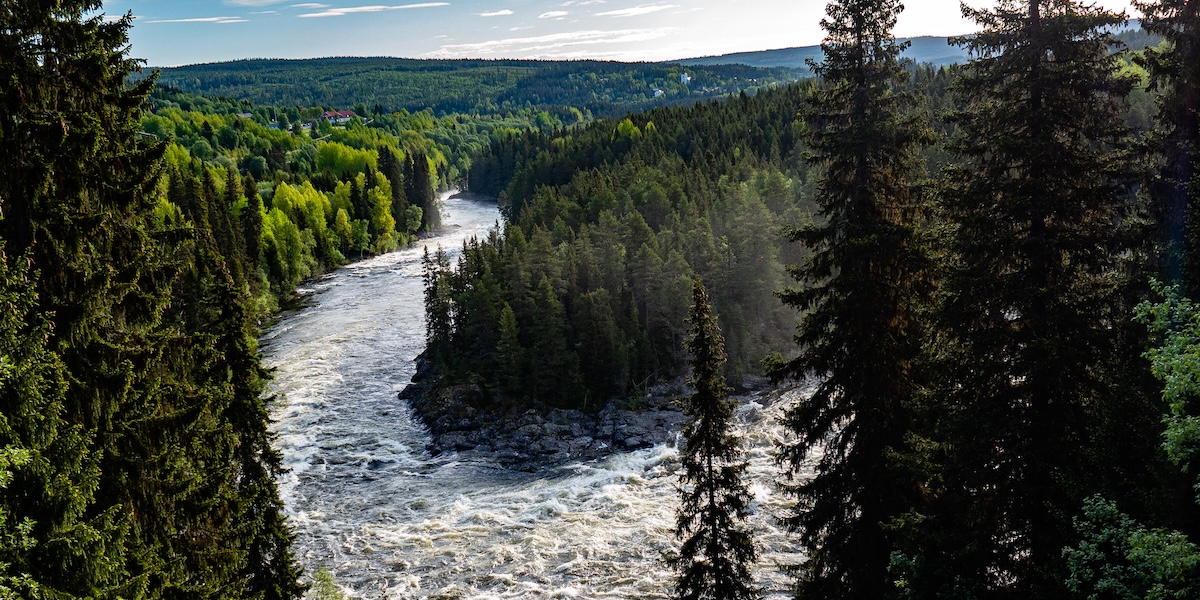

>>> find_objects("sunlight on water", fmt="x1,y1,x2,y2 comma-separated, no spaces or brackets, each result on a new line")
263,191,812,599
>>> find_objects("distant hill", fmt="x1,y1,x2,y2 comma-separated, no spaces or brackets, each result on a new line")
140,58,808,120
678,36,970,70
680,22,1156,71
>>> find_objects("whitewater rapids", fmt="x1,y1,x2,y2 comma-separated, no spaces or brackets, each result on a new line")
262,190,810,598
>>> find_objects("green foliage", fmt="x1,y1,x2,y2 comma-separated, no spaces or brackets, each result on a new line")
1063,286,1200,600
1137,285,1200,502
310,569,346,600
1066,496,1200,600
672,279,758,600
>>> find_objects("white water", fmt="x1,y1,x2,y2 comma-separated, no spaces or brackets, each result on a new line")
263,190,809,599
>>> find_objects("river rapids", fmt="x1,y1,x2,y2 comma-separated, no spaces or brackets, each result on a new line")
262,191,811,599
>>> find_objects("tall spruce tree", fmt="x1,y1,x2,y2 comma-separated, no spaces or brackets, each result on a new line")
1133,0,1200,296
673,279,757,600
913,1,1138,596
0,3,301,596
772,0,930,596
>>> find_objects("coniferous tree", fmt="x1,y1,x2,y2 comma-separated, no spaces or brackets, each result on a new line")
0,244,118,597
407,151,442,231
771,0,930,596
0,3,302,595
673,279,757,600
1133,0,1200,296
911,2,1139,596
423,246,454,367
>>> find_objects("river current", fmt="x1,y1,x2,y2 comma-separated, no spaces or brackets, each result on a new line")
263,190,810,599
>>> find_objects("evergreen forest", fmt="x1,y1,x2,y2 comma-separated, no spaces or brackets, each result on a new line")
141,58,807,121
3,0,1200,598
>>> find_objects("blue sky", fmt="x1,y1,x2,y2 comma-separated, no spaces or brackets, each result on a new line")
104,0,1135,67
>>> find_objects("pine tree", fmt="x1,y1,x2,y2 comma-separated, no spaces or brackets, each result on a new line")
1133,0,1200,295
914,1,1138,596
771,0,930,596
673,279,757,600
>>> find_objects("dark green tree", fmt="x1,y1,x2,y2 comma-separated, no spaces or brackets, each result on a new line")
1132,0,1200,296
423,246,454,367
913,1,1138,596
493,302,525,399
0,2,302,596
771,0,930,597
673,279,757,600
406,151,442,231
0,243,120,597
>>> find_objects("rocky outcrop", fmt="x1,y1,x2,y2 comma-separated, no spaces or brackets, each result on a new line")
399,355,767,470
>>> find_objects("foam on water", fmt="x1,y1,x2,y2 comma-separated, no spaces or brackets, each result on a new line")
264,191,810,598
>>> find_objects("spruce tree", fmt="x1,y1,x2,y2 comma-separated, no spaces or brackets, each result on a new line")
772,0,930,596
673,279,757,600
0,3,301,596
1133,0,1200,295
915,1,1138,596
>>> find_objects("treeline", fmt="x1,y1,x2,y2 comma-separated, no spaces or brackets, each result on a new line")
431,1,1200,598
141,57,807,121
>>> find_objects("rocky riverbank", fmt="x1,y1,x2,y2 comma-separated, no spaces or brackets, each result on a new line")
399,356,773,470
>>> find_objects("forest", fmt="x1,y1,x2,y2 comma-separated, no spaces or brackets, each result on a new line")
2,0,1199,598
141,57,807,121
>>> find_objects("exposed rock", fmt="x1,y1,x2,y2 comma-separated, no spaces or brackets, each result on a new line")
399,354,772,471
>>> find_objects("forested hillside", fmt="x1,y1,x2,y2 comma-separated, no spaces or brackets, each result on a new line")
141,58,806,121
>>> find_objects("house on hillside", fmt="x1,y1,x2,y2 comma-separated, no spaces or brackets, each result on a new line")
320,110,356,125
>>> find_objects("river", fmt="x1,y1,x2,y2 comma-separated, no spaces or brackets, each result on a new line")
262,190,808,599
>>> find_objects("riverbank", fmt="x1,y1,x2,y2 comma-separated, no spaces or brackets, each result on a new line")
400,354,775,470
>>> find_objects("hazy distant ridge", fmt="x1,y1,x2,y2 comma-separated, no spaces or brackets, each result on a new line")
678,36,970,70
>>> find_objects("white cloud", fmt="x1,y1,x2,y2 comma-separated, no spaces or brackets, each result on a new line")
578,0,605,4
479,9,513,16
291,3,330,7
426,27,676,58
251,10,280,14
299,2,449,17
538,10,568,18
224,0,285,5
596,4,677,17
510,25,533,31
144,16,249,24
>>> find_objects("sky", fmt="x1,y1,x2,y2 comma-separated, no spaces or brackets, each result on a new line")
104,0,1137,67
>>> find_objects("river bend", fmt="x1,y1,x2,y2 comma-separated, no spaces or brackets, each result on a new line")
263,190,808,598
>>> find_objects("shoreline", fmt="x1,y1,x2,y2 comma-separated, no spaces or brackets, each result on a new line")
399,354,777,471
